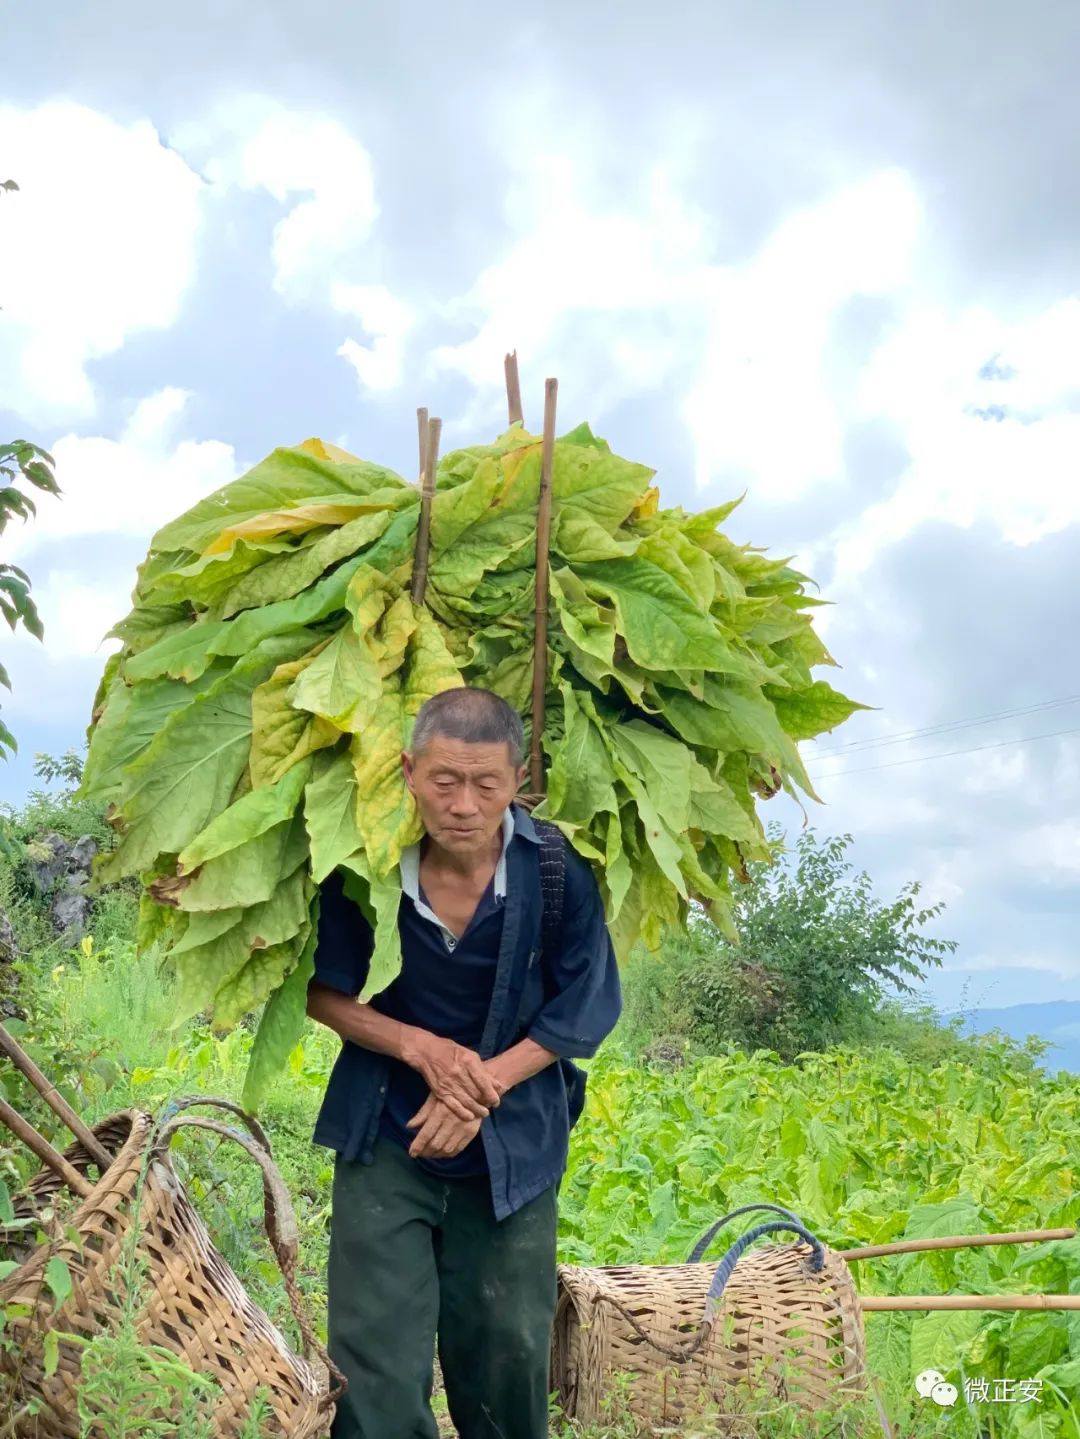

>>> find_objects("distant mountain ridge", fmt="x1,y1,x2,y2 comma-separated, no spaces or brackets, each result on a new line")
941,1000,1080,1074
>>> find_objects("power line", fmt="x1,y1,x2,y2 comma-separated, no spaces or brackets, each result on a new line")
807,694,1080,758
813,724,1080,780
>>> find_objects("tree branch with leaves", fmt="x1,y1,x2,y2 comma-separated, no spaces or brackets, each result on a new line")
0,440,60,758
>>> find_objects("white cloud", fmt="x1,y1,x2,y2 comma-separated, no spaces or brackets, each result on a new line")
172,97,404,396
1012,821,1080,881
943,949,1080,981
173,97,379,302
334,282,415,393
11,570,127,662
4,388,238,564
0,102,204,425
829,298,1080,581
430,147,921,483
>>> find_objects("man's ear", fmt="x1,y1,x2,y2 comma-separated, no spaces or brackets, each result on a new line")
515,763,529,791
402,749,417,795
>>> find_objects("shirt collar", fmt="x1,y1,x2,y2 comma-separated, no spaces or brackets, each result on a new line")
400,807,516,913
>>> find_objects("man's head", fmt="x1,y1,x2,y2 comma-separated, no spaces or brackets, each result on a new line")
402,687,527,857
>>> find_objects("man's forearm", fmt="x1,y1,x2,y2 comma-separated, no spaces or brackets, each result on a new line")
485,1037,559,1094
307,982,419,1063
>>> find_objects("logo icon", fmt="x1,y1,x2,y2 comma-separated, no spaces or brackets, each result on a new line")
915,1369,959,1407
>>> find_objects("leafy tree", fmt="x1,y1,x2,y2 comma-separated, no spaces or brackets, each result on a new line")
623,826,957,1062
0,176,63,868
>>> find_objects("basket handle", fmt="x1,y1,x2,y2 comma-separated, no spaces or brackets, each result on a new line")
159,1095,275,1157
688,1204,827,1319
153,1113,345,1405
687,1202,808,1262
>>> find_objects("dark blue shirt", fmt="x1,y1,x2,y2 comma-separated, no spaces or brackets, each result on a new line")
374,870,504,1177
310,804,622,1220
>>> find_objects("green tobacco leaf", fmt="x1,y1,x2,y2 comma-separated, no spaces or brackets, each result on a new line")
351,679,420,879
610,757,686,900
249,644,340,788
305,748,363,882
910,1310,983,1377
96,637,314,882
291,619,384,731
177,810,308,911
213,922,310,1030
82,664,231,802
178,758,311,871
429,453,537,594
149,445,410,553
573,558,756,675
219,508,396,616
170,865,310,1022
341,851,403,997
766,680,872,741
545,683,619,825
609,720,693,833
142,535,298,607
243,919,319,1112
552,441,654,533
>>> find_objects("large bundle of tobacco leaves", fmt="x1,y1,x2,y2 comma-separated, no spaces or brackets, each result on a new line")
81,423,862,1103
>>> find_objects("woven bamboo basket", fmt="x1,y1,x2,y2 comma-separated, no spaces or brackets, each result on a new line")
552,1204,868,1426
0,1098,341,1438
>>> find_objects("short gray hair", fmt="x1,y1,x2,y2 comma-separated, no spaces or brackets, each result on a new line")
410,687,525,767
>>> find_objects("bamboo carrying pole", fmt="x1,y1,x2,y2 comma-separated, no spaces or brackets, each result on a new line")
530,378,558,793
504,351,524,426
863,1295,1080,1312
0,1096,91,1199
0,1021,112,1170
841,1225,1075,1262
416,406,429,477
411,414,442,604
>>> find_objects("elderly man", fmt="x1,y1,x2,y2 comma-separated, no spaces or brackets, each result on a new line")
307,686,622,1439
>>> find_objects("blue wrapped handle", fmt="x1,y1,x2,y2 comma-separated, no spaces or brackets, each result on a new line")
687,1203,827,1318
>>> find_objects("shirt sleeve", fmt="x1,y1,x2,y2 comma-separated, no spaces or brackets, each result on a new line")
311,868,375,998
526,847,623,1059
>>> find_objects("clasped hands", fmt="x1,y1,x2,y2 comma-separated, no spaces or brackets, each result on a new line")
403,1034,506,1160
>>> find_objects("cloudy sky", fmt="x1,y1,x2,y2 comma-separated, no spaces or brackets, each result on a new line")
2,1,1079,1018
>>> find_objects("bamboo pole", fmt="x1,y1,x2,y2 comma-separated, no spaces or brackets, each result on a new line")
411,416,441,604
417,406,429,477
530,378,558,793
0,1097,92,1198
505,351,524,426
0,1021,112,1169
841,1226,1075,1262
862,1294,1080,1312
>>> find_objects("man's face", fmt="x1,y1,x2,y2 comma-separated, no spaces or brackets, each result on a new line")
402,736,526,857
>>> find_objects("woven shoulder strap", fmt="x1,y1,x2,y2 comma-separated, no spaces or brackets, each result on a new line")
532,818,566,964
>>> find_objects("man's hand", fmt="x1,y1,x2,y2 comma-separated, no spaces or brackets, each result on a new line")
401,1032,505,1121
406,1094,484,1160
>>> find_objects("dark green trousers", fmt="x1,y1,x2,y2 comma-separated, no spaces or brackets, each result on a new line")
328,1138,558,1439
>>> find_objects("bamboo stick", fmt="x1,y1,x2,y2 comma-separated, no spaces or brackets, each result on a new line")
841,1226,1075,1262
530,378,557,793
417,406,429,477
505,351,524,426
862,1295,1080,1312
0,1021,112,1169
0,1097,92,1198
411,416,441,604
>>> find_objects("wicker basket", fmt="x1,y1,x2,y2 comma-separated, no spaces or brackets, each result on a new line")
0,1099,341,1438
552,1204,868,1426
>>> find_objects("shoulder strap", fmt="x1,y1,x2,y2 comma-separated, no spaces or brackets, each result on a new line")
532,818,566,963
